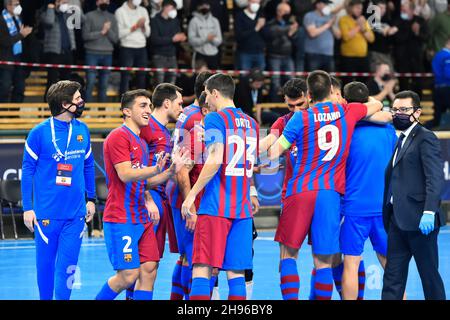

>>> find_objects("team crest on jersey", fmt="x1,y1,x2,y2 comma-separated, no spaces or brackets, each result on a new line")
42,220,50,227
124,254,132,262
77,135,83,142
290,145,298,157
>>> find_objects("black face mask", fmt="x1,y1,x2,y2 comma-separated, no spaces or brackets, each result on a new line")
62,100,85,118
99,3,108,11
392,112,415,131
381,74,392,81
199,8,210,15
282,14,291,22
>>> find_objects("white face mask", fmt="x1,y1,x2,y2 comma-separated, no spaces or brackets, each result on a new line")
133,0,142,7
168,9,177,19
151,0,160,4
59,3,69,13
322,6,331,16
249,3,260,13
13,4,22,16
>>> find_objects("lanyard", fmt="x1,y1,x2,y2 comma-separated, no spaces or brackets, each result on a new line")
251,90,258,106
50,117,72,161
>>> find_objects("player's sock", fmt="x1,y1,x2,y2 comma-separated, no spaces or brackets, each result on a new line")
96,281,118,300
246,281,254,300
209,275,218,297
332,263,344,299
181,265,192,300
133,290,153,300
190,277,211,300
280,258,299,300
170,260,184,300
309,268,316,300
314,268,334,300
358,260,366,300
125,282,135,300
228,277,246,300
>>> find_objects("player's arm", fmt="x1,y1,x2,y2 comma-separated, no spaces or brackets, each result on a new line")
83,131,96,222
146,168,173,188
364,110,393,124
267,135,291,161
363,97,383,117
181,142,224,217
22,130,40,232
114,156,167,183
258,133,278,155
177,165,192,202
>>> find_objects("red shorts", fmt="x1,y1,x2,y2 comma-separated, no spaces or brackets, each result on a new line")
192,215,253,270
155,198,179,258
274,191,317,250
139,222,160,264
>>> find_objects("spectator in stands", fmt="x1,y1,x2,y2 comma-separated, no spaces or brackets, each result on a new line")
234,68,273,123
40,0,78,96
144,0,162,18
392,0,428,94
115,0,151,95
290,0,315,72
83,0,118,103
426,36,450,128
303,0,338,72
176,58,208,105
412,0,432,20
0,0,33,103
263,2,298,101
427,0,450,55
190,0,229,33
234,0,266,70
188,0,222,70
339,0,375,75
150,0,186,85
366,61,398,110
368,0,398,70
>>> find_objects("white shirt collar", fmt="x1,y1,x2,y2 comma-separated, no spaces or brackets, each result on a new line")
244,9,257,20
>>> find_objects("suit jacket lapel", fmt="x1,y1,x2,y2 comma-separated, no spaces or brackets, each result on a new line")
394,124,420,167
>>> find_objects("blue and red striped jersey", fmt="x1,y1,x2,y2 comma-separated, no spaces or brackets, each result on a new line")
166,104,203,208
140,115,173,198
103,125,150,224
270,112,297,202
282,102,367,197
198,107,259,219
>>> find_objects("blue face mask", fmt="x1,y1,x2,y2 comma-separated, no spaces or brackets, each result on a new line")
400,12,410,20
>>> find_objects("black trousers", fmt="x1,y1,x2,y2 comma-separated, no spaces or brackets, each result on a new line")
428,86,450,128
382,221,446,300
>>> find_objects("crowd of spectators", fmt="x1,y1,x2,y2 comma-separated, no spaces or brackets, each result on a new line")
0,0,449,126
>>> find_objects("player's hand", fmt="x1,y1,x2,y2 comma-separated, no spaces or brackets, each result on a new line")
419,213,435,235
251,196,260,215
85,201,96,223
23,210,37,232
172,147,191,173
146,197,160,226
185,204,197,232
181,193,196,220
156,151,170,173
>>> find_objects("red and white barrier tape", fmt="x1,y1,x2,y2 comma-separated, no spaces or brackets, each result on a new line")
0,60,434,78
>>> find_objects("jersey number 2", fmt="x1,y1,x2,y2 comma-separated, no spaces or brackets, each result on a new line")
318,124,340,161
225,135,257,177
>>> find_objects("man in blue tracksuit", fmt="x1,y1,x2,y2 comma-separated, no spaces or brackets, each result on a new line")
21,80,96,300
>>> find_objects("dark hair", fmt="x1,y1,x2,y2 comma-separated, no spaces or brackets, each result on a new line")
198,91,208,109
120,89,152,116
372,0,387,6
307,70,332,102
47,80,82,116
348,0,363,6
330,76,342,91
343,81,369,103
394,90,421,109
152,83,183,108
194,59,208,71
194,71,213,100
204,73,236,99
248,68,265,83
282,78,307,99
162,0,177,8
197,0,210,7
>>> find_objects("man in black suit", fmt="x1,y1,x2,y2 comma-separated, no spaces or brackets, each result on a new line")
382,90,446,300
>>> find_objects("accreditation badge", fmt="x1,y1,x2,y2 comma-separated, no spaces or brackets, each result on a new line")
56,163,73,186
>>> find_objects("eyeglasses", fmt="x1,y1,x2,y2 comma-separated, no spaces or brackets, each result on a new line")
390,107,416,114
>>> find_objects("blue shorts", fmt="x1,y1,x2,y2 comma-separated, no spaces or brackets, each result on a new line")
193,215,253,270
310,190,341,255
103,222,159,271
340,215,387,256
172,207,194,266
